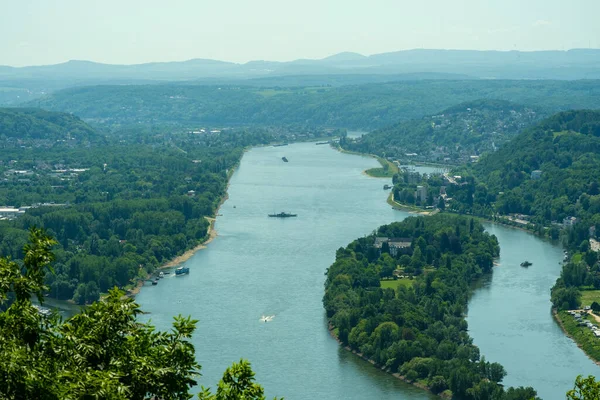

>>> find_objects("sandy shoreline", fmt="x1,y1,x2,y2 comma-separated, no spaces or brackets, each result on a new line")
127,187,231,298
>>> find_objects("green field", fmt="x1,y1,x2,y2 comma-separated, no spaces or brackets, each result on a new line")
256,89,293,97
381,279,414,292
365,157,399,178
581,290,600,306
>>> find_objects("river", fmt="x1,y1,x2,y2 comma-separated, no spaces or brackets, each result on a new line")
136,142,598,399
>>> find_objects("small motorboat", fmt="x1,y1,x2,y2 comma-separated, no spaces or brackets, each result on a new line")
151,279,159,285
520,261,532,267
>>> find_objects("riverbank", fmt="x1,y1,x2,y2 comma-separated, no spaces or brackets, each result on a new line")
386,192,437,215
553,309,600,366
327,324,451,399
126,164,237,298
126,216,219,297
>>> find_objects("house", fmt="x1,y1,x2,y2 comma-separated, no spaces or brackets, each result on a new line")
374,237,412,256
531,170,542,180
373,237,389,249
388,238,412,257
0,207,24,219
563,217,578,228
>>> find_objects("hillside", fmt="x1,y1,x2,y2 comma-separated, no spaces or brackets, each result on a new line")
0,108,101,145
342,99,543,163
2,49,599,82
471,110,600,224
28,80,600,129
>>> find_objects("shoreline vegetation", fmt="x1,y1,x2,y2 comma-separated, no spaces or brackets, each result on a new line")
322,215,531,398
126,166,236,298
327,324,451,399
553,309,600,366
364,156,399,178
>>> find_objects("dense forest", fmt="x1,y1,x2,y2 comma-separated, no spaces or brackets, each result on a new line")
0,109,307,304
385,110,600,228
30,80,600,129
323,214,538,399
470,110,600,228
342,99,543,163
0,107,102,144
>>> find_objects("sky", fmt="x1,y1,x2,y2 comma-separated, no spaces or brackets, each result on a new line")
1,0,599,66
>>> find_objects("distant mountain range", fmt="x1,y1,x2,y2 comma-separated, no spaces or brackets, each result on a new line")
1,48,599,106
1,48,600,83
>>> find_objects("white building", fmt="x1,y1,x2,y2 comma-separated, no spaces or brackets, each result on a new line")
0,207,25,219
416,186,427,203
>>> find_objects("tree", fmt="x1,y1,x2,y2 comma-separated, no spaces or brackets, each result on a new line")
0,228,276,400
567,375,600,400
199,360,280,400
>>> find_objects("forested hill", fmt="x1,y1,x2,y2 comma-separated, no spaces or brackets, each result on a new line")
324,214,538,399
471,109,600,225
341,99,543,163
28,80,600,129
0,108,101,144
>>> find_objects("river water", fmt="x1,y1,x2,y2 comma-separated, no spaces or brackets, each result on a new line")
136,142,598,399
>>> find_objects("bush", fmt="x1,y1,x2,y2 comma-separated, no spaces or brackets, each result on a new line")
430,375,448,394
405,369,418,382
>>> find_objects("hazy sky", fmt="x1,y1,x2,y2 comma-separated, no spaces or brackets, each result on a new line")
1,0,599,66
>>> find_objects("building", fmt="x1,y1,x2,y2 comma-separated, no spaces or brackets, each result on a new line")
531,170,542,180
563,216,578,228
374,237,413,256
416,186,427,203
388,238,412,256
0,207,25,220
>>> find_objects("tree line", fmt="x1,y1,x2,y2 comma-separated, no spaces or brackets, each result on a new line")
323,214,539,399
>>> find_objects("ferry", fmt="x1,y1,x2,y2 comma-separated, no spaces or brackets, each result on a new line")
268,212,297,218
175,266,190,276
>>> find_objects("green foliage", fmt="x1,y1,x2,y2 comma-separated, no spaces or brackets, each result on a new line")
0,107,101,144
0,136,246,301
31,80,600,130
557,310,600,363
567,375,600,400
344,99,543,163
199,360,281,400
323,214,537,399
0,228,276,399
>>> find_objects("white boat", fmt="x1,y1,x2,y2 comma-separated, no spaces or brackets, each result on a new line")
260,315,275,322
